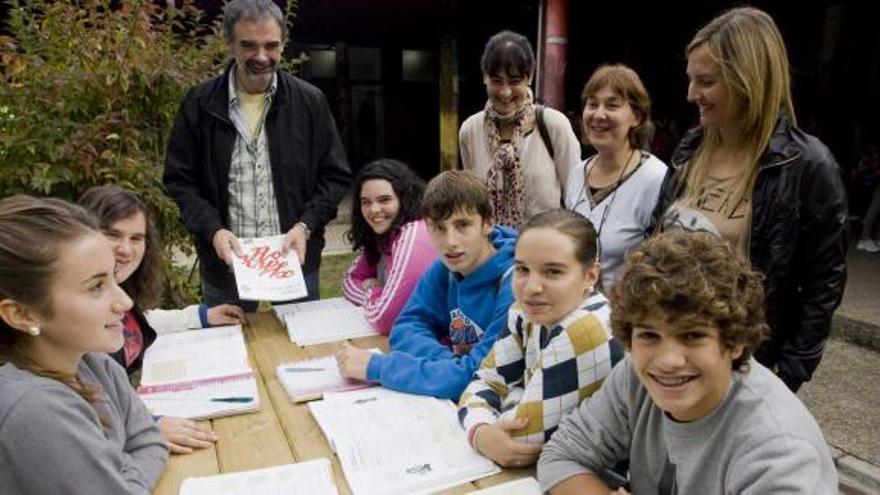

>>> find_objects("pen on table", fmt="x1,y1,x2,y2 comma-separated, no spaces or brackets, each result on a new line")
143,396,255,403
210,396,254,403
283,367,327,373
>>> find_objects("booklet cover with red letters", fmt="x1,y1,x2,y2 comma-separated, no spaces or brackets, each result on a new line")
232,235,308,301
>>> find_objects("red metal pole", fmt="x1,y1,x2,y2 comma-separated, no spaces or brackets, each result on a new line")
539,0,569,111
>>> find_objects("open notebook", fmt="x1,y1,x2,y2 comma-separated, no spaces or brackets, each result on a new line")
276,351,380,402
178,458,338,495
274,297,379,346
137,325,260,419
309,388,499,495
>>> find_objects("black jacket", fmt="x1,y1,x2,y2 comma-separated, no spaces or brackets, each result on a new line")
163,66,351,288
653,115,848,391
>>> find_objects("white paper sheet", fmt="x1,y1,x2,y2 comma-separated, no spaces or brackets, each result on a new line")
309,388,499,495
178,458,338,495
465,477,542,495
232,235,308,301
280,297,379,346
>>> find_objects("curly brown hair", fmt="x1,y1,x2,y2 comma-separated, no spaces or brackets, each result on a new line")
610,230,767,370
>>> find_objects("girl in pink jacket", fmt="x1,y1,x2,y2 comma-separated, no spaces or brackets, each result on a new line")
342,159,438,334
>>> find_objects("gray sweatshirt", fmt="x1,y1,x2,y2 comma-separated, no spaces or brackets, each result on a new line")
0,353,168,494
538,357,837,494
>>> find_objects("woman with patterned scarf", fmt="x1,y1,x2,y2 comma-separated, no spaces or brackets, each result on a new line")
460,30,581,228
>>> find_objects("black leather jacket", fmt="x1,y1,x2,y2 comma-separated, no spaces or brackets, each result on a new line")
653,115,848,391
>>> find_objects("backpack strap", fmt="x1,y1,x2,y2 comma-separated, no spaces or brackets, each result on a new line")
535,104,555,160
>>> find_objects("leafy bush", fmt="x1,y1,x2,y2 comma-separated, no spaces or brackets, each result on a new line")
1,0,298,306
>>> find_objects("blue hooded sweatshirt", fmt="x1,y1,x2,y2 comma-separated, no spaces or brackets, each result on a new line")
365,225,518,400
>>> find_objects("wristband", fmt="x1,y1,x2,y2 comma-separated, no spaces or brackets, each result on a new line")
468,422,489,449
198,304,209,328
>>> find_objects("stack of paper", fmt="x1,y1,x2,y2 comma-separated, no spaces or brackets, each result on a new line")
276,353,379,402
465,477,542,495
178,458,338,495
137,325,260,419
309,388,500,495
232,235,308,301
276,297,379,346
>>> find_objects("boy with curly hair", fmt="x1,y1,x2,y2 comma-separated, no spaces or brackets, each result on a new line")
538,230,837,494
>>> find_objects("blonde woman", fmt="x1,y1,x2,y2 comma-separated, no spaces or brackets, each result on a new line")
654,6,847,392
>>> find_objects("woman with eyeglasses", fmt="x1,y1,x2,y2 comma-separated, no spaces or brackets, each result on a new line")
564,64,667,291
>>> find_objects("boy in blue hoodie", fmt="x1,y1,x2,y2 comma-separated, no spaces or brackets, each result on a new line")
337,170,517,400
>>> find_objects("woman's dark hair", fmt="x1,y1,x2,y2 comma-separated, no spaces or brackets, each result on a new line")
518,209,599,268
78,185,162,309
0,195,106,410
346,159,426,264
480,30,535,78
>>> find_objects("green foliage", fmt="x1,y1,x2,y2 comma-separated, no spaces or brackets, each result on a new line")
319,252,356,299
0,0,299,307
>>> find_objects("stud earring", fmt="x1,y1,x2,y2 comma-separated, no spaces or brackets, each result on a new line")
27,326,41,337
586,286,594,295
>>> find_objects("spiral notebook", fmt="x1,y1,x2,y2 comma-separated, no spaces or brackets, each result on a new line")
276,352,379,402
137,325,260,419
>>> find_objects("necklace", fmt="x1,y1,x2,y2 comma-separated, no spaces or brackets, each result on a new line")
571,148,639,258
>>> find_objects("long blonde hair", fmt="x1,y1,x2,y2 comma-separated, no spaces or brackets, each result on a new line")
683,7,796,212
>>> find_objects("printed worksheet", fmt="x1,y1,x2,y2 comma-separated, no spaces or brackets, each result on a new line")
232,235,308,301
139,325,249,385
280,297,379,346
179,458,338,495
309,388,499,495
465,477,542,495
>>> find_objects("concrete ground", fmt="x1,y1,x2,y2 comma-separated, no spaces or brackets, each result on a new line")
837,247,880,326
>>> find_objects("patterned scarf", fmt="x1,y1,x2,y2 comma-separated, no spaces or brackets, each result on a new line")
483,88,536,228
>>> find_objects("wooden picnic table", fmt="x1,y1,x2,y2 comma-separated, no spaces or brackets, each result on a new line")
153,311,533,494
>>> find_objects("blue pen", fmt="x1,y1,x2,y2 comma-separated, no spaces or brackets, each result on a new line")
210,397,254,403
284,367,326,373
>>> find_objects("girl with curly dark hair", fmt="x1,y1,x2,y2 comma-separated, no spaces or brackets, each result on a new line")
342,159,437,334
